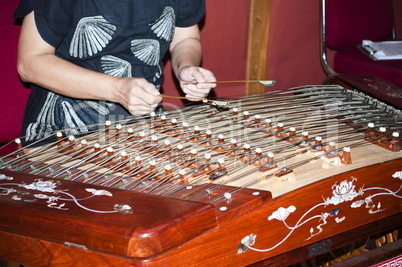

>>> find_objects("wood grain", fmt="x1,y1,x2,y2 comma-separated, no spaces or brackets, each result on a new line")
0,159,400,266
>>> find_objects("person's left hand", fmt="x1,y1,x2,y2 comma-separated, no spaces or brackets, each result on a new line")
178,66,216,101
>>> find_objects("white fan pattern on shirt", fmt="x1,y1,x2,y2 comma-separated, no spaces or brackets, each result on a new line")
69,16,116,58
25,92,110,142
101,55,132,78
150,6,175,42
131,39,160,66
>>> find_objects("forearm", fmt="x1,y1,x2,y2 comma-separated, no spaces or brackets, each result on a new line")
17,12,117,102
168,25,216,100
170,37,202,79
18,53,117,102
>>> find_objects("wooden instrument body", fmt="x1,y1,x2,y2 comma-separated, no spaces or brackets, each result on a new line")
0,159,400,266
0,85,401,266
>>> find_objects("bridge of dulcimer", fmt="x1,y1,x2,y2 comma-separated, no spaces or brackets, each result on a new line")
0,85,401,265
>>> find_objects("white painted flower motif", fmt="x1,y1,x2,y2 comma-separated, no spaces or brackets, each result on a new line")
365,196,384,214
241,234,256,247
335,217,345,223
0,174,13,180
114,204,133,214
1,188,16,196
47,201,68,210
48,196,59,202
392,171,402,180
11,195,21,201
34,194,50,199
268,206,296,221
365,195,373,204
237,234,257,254
328,180,359,205
351,200,365,208
23,179,58,193
86,188,113,196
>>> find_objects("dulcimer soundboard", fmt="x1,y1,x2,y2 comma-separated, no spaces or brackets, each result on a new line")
0,85,401,266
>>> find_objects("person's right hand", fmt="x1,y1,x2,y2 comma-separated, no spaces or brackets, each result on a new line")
112,78,162,116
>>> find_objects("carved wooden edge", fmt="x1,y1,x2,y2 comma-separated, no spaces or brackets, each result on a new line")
0,167,272,258
0,230,134,266
1,159,400,266
246,0,272,95
1,204,399,267
0,169,218,258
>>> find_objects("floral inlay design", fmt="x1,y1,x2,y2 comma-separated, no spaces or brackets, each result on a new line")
237,171,402,254
0,178,133,214
0,174,13,181
324,178,360,205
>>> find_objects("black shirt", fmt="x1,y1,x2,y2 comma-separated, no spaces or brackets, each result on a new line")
13,0,205,145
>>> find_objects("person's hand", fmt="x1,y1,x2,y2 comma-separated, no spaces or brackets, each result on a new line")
178,66,216,101
111,77,162,115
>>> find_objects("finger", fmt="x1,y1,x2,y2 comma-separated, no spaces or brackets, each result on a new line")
135,78,161,100
185,92,208,100
192,70,207,84
187,86,211,95
128,103,158,116
146,94,162,105
136,88,162,105
127,97,160,111
196,69,217,88
182,84,198,93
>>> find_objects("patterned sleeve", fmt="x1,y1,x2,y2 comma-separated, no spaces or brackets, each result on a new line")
176,0,206,27
13,0,77,48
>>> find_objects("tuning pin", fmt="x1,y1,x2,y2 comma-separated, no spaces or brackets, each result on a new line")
276,123,286,138
340,147,352,165
56,132,63,142
80,139,88,149
178,169,188,185
205,130,212,139
94,143,101,153
389,132,401,152
15,138,22,150
149,159,157,171
68,135,75,145
106,147,114,157
120,151,128,161
105,120,111,134
135,155,142,166
164,164,172,176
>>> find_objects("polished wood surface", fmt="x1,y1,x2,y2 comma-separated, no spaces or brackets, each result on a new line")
0,159,400,266
334,74,402,109
0,169,218,258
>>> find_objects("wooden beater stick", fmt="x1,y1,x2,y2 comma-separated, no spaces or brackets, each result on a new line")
183,80,275,86
160,94,230,108
160,94,205,101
